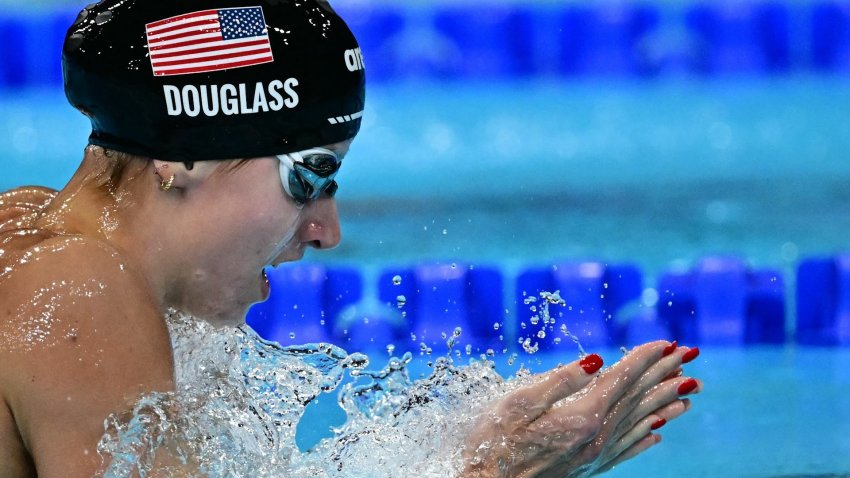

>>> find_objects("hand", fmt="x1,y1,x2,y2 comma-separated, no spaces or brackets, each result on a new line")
461,341,701,478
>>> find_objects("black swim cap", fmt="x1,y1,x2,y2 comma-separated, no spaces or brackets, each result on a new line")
63,0,365,161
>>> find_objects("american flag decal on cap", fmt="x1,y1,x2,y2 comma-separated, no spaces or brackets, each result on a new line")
145,7,274,77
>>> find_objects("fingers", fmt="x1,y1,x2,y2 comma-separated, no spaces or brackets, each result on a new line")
609,398,691,459
585,340,673,411
605,346,700,432
506,353,604,423
593,433,661,476
590,347,701,473
625,346,699,406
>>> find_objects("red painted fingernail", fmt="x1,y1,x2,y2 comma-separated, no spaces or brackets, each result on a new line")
662,341,678,356
650,418,667,430
677,378,698,395
682,347,700,364
580,354,604,374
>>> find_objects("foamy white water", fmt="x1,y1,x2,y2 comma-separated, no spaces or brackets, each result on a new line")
97,310,536,477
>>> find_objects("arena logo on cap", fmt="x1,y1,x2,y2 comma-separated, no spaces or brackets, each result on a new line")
344,48,364,72
163,79,299,117
145,6,274,76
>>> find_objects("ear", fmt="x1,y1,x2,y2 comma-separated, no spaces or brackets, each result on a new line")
152,160,217,191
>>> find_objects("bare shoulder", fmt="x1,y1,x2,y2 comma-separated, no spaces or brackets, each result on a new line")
0,186,57,231
0,235,174,477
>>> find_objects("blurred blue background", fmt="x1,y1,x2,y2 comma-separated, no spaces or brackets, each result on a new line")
3,0,850,350
5,3,850,475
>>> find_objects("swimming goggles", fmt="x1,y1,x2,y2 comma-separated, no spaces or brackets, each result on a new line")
277,147,341,206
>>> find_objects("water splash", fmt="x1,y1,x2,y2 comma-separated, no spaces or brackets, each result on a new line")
517,290,588,357
97,310,526,477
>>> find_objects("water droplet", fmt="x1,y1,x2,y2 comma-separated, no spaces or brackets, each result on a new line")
396,295,407,308
521,338,539,354
289,332,295,339
392,275,402,285
493,322,500,331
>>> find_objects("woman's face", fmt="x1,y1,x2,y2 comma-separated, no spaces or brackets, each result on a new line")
171,140,350,324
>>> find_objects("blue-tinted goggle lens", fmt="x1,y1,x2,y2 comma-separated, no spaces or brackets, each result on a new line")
277,148,341,205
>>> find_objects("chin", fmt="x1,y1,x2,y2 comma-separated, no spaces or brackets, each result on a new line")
185,294,256,327
200,304,253,327
176,274,260,326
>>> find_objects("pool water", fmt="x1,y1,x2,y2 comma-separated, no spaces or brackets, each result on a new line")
5,78,850,278
99,310,850,478
599,345,850,477
296,345,850,478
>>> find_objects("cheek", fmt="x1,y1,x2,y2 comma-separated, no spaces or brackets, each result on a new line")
200,172,301,258
238,199,302,253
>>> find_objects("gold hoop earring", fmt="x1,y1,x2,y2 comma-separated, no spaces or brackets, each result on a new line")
160,174,175,191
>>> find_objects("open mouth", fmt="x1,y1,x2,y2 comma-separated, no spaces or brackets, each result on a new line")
260,268,270,299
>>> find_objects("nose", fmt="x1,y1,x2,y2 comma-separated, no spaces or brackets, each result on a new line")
298,196,341,250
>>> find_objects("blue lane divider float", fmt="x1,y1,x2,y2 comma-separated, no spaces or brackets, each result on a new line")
797,254,850,345
657,256,785,346
811,2,850,71
7,2,850,88
244,256,850,350
685,2,791,75
433,5,536,79
0,17,27,88
559,4,661,77
246,264,362,345
0,10,77,88
378,263,505,353
515,262,644,350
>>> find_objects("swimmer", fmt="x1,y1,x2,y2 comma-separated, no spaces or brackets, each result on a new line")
0,1,701,476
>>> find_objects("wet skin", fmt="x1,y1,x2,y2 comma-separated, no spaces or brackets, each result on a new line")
0,145,701,477
0,143,346,477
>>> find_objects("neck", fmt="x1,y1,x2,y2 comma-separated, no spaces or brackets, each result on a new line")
41,147,176,313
